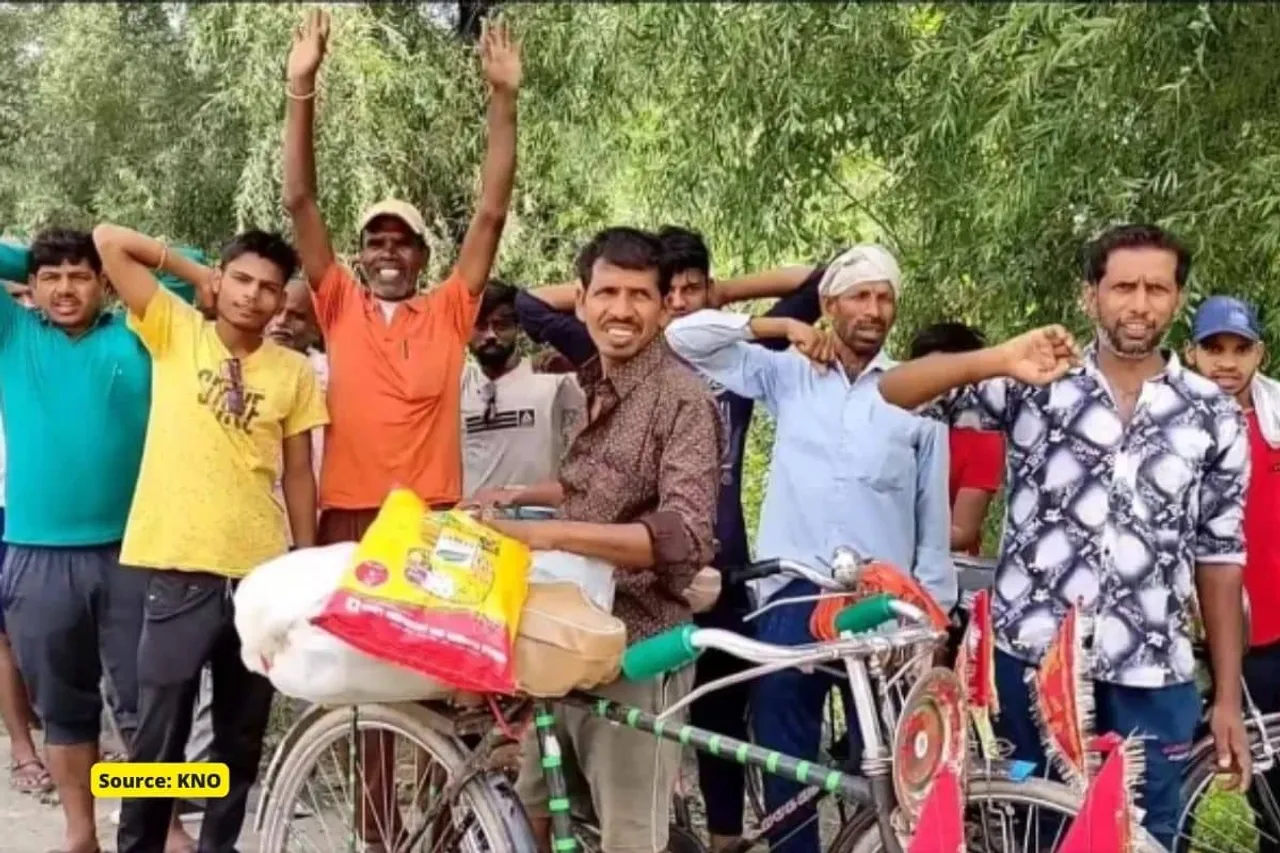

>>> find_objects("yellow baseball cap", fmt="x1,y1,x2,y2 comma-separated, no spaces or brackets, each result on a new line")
357,199,428,239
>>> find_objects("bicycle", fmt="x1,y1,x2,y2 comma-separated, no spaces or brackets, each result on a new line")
738,553,998,831
254,549,1159,853
951,553,1277,853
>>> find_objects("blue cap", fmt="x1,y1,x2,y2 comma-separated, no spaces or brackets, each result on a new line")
1192,295,1261,344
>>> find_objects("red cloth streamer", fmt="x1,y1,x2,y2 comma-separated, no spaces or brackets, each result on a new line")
1058,734,1137,853
907,763,964,853
1033,606,1091,789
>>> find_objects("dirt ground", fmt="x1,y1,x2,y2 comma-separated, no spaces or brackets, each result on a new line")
0,731,262,853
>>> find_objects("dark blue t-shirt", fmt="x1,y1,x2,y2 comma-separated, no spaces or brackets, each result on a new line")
514,269,824,599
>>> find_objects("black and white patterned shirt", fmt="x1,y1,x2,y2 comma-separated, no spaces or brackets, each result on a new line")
931,345,1248,688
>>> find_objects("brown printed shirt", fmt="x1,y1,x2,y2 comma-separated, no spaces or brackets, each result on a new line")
559,336,722,641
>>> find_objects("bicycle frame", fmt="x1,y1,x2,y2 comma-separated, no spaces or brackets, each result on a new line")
529,682,902,853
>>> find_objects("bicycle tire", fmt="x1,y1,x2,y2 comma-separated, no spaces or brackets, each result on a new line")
257,702,535,852
1175,710,1280,853
829,775,1165,853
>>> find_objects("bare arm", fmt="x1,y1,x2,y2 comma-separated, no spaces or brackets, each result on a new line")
713,265,816,307
951,489,994,553
282,432,318,549
492,520,656,570
91,224,213,318
282,10,336,287
1198,564,1244,707
453,22,521,296
880,349,1010,411
470,480,565,509
881,326,1080,411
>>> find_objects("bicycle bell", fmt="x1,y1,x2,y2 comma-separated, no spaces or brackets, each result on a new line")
828,545,867,587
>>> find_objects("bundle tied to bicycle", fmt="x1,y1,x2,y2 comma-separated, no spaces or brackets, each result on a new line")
234,488,628,703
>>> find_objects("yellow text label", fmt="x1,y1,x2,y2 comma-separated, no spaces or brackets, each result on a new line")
91,763,229,798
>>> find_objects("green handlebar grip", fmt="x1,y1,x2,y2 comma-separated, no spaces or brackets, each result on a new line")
622,624,699,681
833,594,898,634
0,241,30,283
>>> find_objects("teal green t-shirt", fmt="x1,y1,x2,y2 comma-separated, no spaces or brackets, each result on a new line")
0,291,152,546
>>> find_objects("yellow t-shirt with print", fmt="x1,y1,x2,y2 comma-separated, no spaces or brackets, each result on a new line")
122,287,330,577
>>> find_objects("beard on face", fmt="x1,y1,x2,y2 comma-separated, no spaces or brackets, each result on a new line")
836,318,887,355
474,340,515,371
1098,317,1163,360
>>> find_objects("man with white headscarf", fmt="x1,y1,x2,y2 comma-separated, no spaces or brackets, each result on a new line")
665,244,954,853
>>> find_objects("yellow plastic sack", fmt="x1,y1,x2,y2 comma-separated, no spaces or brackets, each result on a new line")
313,489,531,694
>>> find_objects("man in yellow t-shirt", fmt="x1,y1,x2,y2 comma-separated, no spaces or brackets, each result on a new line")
92,223,329,853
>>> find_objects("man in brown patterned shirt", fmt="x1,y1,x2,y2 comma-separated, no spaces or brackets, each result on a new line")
488,227,721,853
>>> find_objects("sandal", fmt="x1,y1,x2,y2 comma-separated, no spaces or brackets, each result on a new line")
10,758,53,794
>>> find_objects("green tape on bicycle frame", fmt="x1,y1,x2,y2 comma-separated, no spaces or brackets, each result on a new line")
548,797,571,813
535,713,556,728
572,695,863,800
541,754,562,769
554,839,578,852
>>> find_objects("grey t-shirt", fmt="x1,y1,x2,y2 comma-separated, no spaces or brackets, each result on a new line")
460,358,586,498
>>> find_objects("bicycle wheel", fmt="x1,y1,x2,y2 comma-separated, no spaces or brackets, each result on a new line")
1175,711,1280,853
257,702,533,852
830,775,1165,853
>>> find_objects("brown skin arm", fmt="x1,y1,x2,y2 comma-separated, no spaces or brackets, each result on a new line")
282,76,336,287
282,13,337,288
880,348,1010,410
281,431,318,549
529,266,817,314
453,23,520,296
469,480,565,509
92,224,213,318
1198,562,1251,789
951,488,993,553
487,519,655,570
712,265,816,307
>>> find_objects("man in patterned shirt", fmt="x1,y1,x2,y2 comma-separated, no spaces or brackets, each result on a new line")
878,224,1250,848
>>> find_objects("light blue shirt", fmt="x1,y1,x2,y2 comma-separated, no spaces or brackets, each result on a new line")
665,310,956,610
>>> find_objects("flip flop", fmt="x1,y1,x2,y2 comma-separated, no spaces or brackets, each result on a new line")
10,758,53,794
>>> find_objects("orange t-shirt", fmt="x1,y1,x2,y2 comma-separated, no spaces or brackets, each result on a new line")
313,263,480,510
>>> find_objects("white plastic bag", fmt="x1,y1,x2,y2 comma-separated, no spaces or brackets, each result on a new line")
529,550,616,612
234,542,453,704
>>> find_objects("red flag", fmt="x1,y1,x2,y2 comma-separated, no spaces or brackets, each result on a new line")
1031,606,1093,790
955,589,999,759
1058,733,1144,853
907,764,965,853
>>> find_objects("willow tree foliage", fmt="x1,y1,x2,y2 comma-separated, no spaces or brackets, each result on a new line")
3,3,1279,565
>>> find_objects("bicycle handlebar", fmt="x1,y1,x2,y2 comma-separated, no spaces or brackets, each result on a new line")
621,594,931,681
722,557,852,592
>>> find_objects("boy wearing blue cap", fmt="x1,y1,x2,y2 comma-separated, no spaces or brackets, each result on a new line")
1187,295,1280,843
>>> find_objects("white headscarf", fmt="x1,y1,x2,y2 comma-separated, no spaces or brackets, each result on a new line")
818,244,902,298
